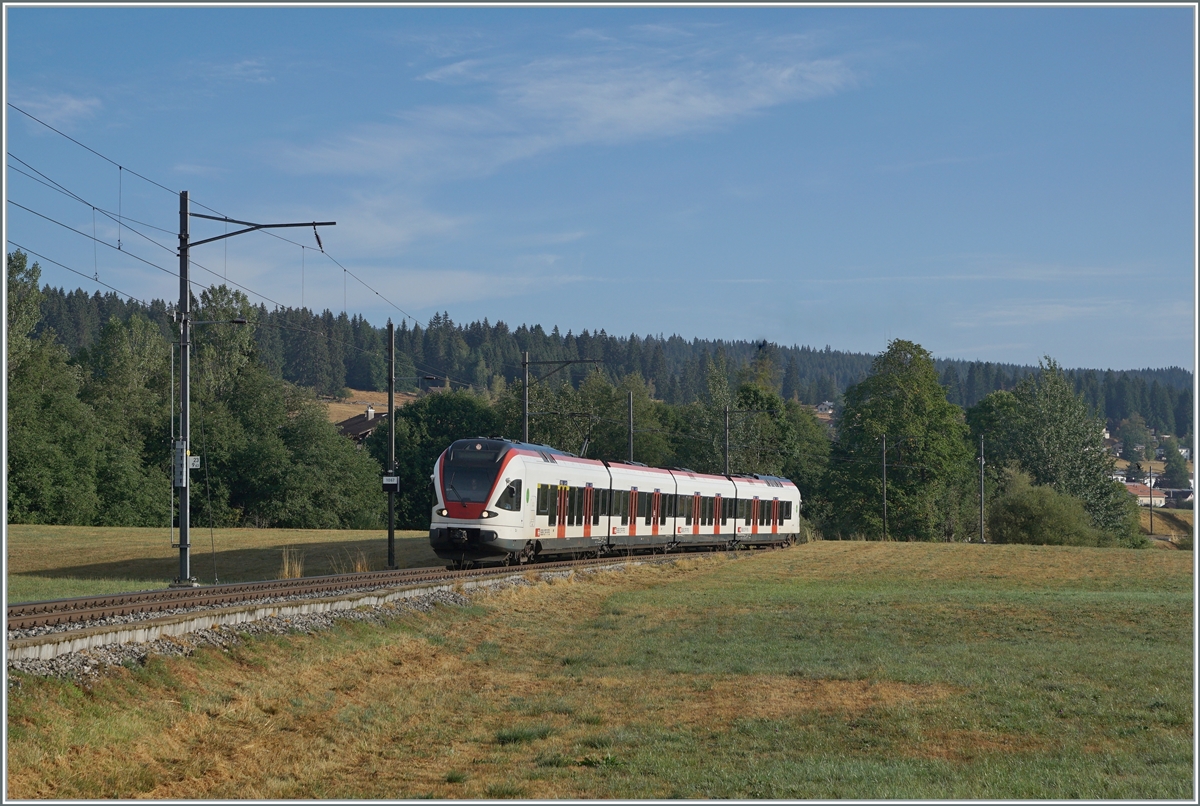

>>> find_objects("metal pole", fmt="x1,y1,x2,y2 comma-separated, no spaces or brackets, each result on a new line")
175,190,193,586
882,434,888,541
979,434,985,543
522,351,529,443
170,342,175,548
628,389,634,463
724,405,730,476
387,320,396,569
1149,459,1154,535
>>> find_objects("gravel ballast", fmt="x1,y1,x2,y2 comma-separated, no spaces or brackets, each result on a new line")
6,563,631,686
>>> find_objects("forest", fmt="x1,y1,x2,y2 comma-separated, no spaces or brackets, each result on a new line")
8,250,1193,545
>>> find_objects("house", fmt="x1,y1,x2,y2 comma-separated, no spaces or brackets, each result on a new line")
1180,447,1192,461
816,401,835,414
1123,482,1166,507
337,404,390,445
1160,488,1195,505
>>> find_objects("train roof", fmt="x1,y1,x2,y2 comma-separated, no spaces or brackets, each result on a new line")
447,438,796,488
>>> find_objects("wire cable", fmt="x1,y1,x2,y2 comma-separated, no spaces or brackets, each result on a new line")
7,102,179,197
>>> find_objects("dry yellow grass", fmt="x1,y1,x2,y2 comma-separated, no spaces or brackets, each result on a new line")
323,388,418,424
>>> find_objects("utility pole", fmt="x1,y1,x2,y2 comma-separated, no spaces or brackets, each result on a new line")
1149,460,1154,536
522,351,529,443
882,434,888,541
979,434,985,543
628,390,634,463
387,320,396,569
172,190,334,586
174,192,191,586
724,405,731,476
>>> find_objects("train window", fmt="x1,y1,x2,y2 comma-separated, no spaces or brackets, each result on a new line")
573,487,584,526
704,496,714,526
592,489,602,525
496,480,522,511
682,495,693,526
720,497,730,525
781,501,791,521
536,484,549,516
547,485,559,526
620,490,629,525
661,493,672,523
637,491,650,524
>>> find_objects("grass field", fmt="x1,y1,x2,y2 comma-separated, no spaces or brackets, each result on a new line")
4,525,438,603
322,388,418,424
6,541,1193,799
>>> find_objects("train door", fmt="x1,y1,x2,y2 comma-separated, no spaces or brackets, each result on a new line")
692,493,701,535
556,484,568,539
629,489,638,537
772,499,779,534
713,494,722,537
650,491,660,537
750,498,759,535
583,485,593,538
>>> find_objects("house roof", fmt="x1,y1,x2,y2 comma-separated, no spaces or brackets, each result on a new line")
1123,482,1165,498
337,410,389,440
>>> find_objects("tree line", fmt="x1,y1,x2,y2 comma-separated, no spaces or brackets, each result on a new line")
9,250,1190,546
34,282,1192,432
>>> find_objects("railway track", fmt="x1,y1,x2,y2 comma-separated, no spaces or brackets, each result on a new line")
6,554,665,633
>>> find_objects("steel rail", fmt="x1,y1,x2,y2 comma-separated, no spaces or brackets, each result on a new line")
8,539,793,633
6,554,670,632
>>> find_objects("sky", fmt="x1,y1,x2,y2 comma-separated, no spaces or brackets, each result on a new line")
4,5,1196,372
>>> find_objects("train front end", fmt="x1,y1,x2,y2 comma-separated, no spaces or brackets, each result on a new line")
429,438,528,566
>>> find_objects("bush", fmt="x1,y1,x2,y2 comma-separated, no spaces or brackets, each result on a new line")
988,471,1111,547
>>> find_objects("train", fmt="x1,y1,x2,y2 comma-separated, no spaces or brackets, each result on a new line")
428,437,802,567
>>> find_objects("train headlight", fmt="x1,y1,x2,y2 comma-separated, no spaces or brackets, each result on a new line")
480,510,499,519
438,508,449,517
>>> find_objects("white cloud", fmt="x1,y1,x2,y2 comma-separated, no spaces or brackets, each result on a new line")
317,192,465,257
198,58,273,84
516,230,589,246
173,163,228,177
952,297,1122,328
271,29,859,181
12,93,101,129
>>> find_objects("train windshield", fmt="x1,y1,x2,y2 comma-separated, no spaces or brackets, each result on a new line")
442,440,509,504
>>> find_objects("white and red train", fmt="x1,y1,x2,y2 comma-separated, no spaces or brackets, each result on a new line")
428,438,802,567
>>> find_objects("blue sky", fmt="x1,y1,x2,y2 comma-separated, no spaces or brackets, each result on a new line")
4,5,1195,371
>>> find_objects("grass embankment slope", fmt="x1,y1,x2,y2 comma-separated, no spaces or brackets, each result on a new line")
5,525,438,603
7,541,1192,799
1139,507,1194,541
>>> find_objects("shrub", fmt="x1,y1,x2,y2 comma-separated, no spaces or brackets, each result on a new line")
988,471,1111,547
